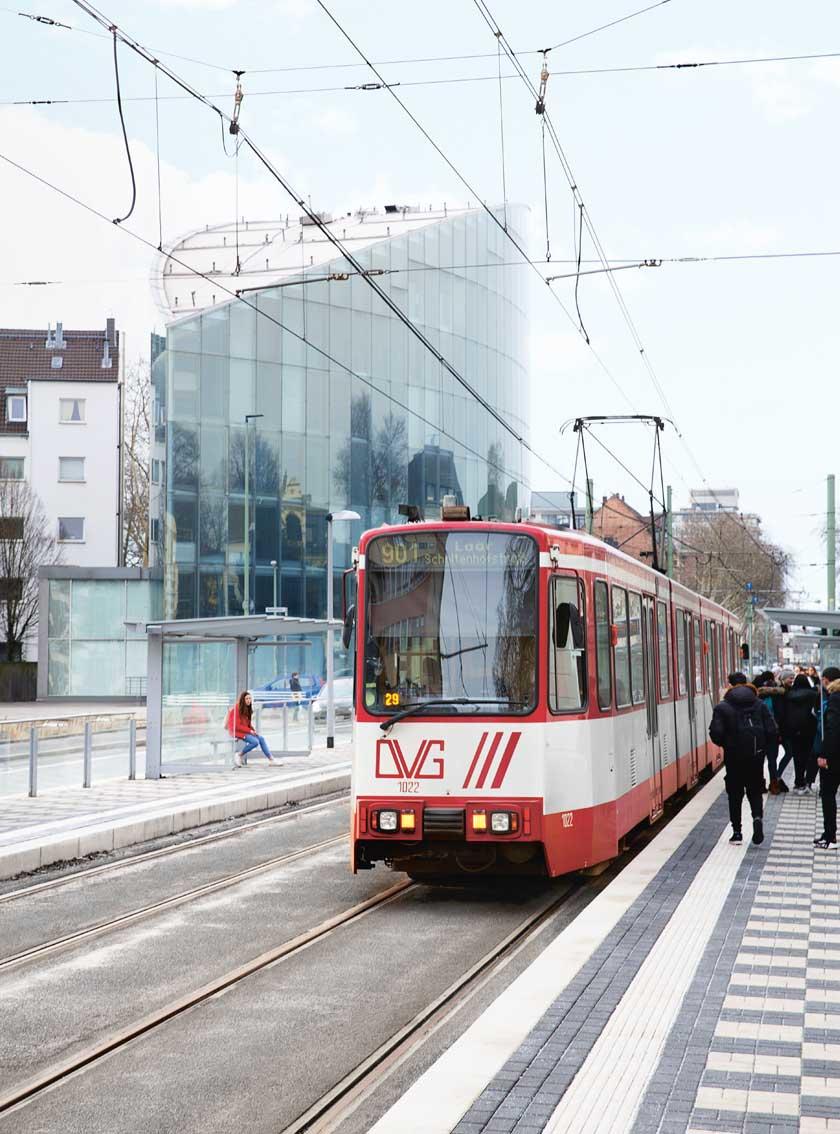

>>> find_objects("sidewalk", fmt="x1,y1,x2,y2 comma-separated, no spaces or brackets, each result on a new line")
0,742,351,881
375,775,840,1133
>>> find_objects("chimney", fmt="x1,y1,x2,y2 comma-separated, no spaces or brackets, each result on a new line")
106,317,116,347
101,337,112,369
45,323,56,349
55,321,64,348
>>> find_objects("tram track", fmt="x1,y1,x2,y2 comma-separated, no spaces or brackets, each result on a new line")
0,879,415,1118
0,789,350,906
280,883,577,1134
0,833,347,973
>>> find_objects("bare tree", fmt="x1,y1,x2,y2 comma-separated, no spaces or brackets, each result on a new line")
0,479,62,660
123,360,150,567
675,512,791,613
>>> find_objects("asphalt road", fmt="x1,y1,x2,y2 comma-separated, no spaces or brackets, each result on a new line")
0,795,580,1134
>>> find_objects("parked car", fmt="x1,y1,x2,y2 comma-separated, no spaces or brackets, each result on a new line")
253,673,322,710
312,677,354,719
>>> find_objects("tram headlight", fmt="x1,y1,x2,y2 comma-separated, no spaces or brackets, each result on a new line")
490,811,519,834
376,809,398,832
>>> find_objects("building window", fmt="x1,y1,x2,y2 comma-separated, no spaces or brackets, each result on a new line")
6,395,27,423
58,517,85,542
59,457,85,482
59,398,86,423
0,457,24,480
0,577,22,602
0,517,23,540
151,458,161,484
51,356,63,370
150,517,160,543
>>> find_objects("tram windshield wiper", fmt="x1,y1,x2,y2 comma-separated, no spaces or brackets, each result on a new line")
379,699,523,732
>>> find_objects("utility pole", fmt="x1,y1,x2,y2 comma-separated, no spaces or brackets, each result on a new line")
828,473,836,611
746,582,754,671
764,615,770,668
666,485,674,579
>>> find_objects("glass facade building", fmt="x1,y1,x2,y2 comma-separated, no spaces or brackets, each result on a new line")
161,205,530,622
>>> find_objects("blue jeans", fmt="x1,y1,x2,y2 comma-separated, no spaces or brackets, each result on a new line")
240,733,271,760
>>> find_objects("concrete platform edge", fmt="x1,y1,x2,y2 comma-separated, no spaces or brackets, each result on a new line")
0,771,350,881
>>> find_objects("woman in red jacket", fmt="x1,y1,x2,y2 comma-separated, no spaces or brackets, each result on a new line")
226,691,276,766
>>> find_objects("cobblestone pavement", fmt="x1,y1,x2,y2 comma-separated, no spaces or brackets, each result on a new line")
452,783,840,1134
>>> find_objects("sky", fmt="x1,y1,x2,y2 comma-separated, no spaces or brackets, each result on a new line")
1,0,838,609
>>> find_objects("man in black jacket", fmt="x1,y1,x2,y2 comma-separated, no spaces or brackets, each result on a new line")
710,673,779,846
815,671,840,850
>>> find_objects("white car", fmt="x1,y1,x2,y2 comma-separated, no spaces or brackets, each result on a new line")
312,677,354,718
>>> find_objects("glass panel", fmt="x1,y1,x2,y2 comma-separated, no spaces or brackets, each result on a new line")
70,641,125,696
48,579,70,639
171,424,199,490
200,355,228,420
549,576,586,711
282,366,306,433
612,587,631,707
71,580,124,638
693,618,703,693
202,306,229,356
59,398,85,422
161,640,236,769
171,352,200,418
676,614,688,695
629,593,644,704
126,639,147,679
364,531,538,715
657,601,670,697
58,517,85,542
0,457,24,479
47,639,69,696
59,457,85,481
126,581,152,634
595,581,612,709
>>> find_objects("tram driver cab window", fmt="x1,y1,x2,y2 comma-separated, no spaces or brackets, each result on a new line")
549,577,587,711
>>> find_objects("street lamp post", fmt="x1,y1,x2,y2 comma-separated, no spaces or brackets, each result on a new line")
326,509,360,749
243,413,263,614
270,560,278,612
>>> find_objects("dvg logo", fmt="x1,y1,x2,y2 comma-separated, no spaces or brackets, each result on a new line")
375,738,445,780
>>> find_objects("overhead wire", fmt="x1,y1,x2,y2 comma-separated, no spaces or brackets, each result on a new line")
153,64,163,250
109,27,136,224
547,0,674,52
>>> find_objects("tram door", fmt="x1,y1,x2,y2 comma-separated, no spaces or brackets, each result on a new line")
685,615,700,786
642,597,663,819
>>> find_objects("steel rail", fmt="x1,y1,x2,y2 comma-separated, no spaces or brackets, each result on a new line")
0,879,414,1117
0,834,350,973
0,790,349,906
282,884,577,1133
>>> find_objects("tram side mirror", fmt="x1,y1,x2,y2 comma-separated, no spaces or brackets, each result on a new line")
555,602,584,650
342,604,356,650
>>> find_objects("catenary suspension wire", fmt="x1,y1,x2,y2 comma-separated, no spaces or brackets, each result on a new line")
496,35,507,231
547,0,673,51
573,203,589,344
109,27,136,224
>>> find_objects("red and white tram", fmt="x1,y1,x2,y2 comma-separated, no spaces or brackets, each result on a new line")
346,509,740,880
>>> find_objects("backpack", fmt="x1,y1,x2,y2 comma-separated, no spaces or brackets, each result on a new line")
732,704,767,762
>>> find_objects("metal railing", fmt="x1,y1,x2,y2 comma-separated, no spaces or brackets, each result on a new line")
0,712,142,799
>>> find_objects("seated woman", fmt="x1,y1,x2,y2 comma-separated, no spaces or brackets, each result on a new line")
226,691,276,767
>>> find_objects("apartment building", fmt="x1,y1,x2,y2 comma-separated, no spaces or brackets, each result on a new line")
0,319,121,568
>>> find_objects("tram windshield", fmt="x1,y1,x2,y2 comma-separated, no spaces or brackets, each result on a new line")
363,530,538,715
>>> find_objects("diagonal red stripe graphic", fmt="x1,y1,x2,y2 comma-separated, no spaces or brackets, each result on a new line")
462,732,488,790
475,731,503,790
490,732,522,790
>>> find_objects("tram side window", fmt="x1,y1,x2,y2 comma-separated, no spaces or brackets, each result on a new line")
629,592,645,704
704,620,713,692
693,618,703,694
549,576,587,711
612,586,631,708
676,613,688,696
594,581,612,710
657,601,670,698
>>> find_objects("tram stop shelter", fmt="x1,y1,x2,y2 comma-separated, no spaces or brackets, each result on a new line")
762,607,840,670
144,614,339,777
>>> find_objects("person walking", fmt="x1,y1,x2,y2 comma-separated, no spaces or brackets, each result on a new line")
814,668,840,849
781,674,819,793
754,672,788,793
289,671,303,721
710,673,778,846
226,691,277,766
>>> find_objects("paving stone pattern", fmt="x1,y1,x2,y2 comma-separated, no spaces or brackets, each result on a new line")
453,789,734,1134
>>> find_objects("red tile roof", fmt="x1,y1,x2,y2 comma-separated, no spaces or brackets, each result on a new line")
0,323,119,386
